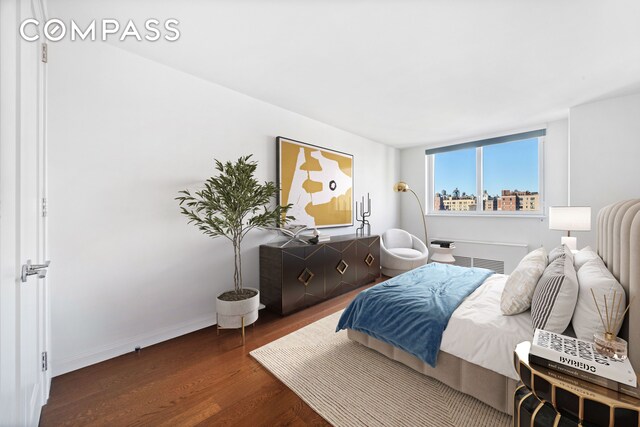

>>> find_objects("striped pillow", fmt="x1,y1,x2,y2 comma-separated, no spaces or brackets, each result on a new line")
548,244,574,264
531,254,579,333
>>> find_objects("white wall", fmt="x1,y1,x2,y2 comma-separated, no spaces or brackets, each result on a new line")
48,42,400,375
399,119,570,263
570,91,640,247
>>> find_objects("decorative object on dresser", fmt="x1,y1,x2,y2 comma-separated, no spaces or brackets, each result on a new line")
266,224,308,247
393,181,429,254
277,136,354,228
260,234,380,315
301,228,330,245
514,341,639,427
355,192,371,237
548,206,592,250
379,228,429,276
176,155,293,343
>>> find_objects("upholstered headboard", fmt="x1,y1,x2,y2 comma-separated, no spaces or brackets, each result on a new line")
596,199,640,371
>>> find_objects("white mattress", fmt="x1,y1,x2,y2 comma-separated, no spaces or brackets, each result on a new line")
440,274,533,380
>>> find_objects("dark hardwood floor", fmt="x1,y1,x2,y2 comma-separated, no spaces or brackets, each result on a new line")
40,281,380,427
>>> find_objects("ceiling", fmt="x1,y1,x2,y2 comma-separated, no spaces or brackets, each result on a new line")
50,0,640,148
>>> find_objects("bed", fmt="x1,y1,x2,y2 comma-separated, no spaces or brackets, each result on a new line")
341,200,640,415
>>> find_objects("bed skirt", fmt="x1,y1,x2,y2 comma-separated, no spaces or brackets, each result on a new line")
347,329,517,415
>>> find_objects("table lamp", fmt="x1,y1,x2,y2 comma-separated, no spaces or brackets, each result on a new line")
548,206,591,250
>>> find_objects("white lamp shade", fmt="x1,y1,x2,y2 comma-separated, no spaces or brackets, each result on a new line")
549,206,591,231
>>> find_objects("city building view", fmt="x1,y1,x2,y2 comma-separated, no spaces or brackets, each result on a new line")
434,188,540,212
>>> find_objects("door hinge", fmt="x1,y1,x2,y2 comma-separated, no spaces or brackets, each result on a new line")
42,197,47,217
41,351,48,371
41,43,48,63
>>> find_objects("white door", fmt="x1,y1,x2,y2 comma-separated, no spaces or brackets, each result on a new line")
0,1,50,426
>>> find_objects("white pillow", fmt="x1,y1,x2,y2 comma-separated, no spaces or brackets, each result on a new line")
501,247,548,315
573,246,599,271
572,257,626,341
531,255,579,333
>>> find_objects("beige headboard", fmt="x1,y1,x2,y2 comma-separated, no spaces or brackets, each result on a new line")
596,199,640,372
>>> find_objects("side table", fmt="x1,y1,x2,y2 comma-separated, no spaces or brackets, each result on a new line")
513,341,639,427
429,244,455,264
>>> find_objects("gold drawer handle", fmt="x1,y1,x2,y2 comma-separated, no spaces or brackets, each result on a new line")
365,253,375,266
336,260,349,275
297,268,315,287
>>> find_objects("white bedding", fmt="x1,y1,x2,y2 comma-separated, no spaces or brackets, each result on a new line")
440,274,533,380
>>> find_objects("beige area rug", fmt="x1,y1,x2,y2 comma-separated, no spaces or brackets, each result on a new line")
250,311,512,427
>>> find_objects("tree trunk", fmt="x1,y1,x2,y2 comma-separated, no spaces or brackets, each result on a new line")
233,238,242,293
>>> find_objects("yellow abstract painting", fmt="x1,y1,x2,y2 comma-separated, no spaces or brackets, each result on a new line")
277,137,353,228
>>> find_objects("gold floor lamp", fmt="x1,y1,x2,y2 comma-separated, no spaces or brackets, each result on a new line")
393,181,429,248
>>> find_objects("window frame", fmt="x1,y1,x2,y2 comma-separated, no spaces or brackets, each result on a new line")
426,133,545,217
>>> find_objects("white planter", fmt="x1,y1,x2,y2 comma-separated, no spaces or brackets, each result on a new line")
216,287,260,329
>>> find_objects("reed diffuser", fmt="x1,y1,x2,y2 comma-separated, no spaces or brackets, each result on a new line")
591,289,633,360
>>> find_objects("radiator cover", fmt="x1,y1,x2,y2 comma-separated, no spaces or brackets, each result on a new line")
432,238,529,274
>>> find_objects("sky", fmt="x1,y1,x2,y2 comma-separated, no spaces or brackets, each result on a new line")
434,138,538,197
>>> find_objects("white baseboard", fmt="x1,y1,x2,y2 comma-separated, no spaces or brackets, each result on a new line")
28,382,41,427
52,314,216,376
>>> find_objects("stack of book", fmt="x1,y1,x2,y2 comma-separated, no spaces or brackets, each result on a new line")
530,329,638,399
316,234,330,243
431,240,454,248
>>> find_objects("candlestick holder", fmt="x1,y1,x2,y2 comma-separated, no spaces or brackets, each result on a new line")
356,193,371,237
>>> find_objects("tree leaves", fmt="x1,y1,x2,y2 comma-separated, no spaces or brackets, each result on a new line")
176,155,294,292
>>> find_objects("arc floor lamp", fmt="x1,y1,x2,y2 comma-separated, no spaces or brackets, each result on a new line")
394,181,429,247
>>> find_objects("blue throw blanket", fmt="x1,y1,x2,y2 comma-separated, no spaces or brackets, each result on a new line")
336,263,493,367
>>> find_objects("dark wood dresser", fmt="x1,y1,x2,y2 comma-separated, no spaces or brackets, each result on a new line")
259,234,380,315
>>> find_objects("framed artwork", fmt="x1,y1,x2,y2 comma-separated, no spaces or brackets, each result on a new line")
277,137,354,228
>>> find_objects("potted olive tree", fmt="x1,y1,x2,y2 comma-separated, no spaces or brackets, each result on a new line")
177,155,292,339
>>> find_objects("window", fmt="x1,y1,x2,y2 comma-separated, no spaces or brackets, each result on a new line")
433,148,477,212
427,130,544,215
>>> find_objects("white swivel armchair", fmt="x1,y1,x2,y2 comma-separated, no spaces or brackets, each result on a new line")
380,229,429,277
